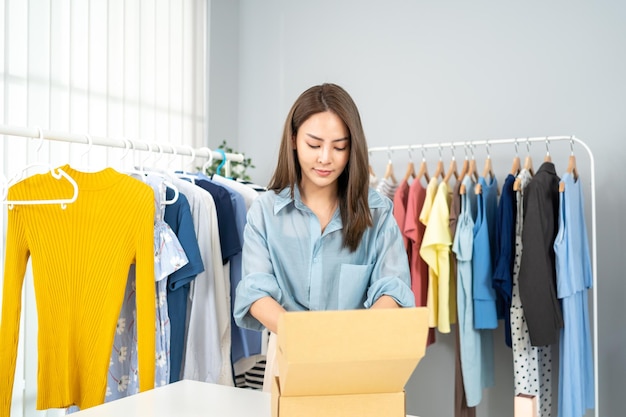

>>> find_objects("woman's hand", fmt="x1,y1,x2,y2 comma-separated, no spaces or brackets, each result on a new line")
371,295,401,309
250,296,286,334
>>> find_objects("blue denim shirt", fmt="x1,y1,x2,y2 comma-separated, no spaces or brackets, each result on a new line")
234,186,415,331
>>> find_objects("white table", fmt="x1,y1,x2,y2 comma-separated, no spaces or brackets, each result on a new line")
71,380,419,416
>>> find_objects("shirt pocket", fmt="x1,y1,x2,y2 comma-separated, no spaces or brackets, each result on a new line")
338,263,374,310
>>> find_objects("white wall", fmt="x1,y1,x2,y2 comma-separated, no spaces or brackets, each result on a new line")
236,1,626,416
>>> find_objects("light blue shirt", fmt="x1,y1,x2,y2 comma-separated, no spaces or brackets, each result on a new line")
453,175,494,407
554,173,594,417
234,186,415,331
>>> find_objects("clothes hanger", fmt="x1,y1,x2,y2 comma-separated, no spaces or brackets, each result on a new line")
461,143,479,194
382,148,397,183
510,138,521,176
475,140,494,194
443,144,458,185
469,143,479,182
176,145,198,183
199,146,215,173
402,147,416,182
144,143,179,205
214,148,230,178
432,144,445,180
2,127,79,209
560,136,578,192
482,140,495,179
514,138,534,191
123,139,149,183
415,145,430,184
544,137,552,162
125,140,179,205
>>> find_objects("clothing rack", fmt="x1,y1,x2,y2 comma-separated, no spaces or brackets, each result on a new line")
0,124,244,165
370,135,599,417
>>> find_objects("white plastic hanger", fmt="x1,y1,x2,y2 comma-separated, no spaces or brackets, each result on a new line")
199,146,214,173
2,127,79,209
126,140,179,205
176,145,198,184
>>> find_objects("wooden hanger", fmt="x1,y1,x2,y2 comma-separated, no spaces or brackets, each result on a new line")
514,138,534,191
384,161,397,183
416,148,430,184
384,149,397,183
510,138,521,176
402,147,416,182
544,137,552,162
443,157,458,185
460,143,478,194
510,155,521,176
560,138,579,192
432,145,445,180
403,160,416,182
443,145,459,185
482,141,494,179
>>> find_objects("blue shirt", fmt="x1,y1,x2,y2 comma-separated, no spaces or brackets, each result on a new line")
554,173,594,417
234,186,415,331
472,176,499,330
453,175,494,406
493,174,516,346
164,189,205,382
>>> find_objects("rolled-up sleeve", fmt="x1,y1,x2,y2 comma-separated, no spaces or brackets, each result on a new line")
234,202,283,331
364,202,416,309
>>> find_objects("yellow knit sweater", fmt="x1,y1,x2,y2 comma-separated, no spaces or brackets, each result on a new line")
0,165,156,414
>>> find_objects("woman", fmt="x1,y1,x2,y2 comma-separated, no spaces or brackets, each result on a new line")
233,83,414,390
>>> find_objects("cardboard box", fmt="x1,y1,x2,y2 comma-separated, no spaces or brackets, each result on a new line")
272,377,406,417
272,307,429,417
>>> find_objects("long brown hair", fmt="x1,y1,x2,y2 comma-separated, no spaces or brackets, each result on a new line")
268,83,372,251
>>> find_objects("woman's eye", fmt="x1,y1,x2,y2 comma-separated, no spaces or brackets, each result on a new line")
335,147,347,151
307,143,320,149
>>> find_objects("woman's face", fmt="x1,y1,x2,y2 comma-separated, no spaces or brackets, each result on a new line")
294,111,350,194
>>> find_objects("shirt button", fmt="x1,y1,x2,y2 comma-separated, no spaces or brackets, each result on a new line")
313,258,319,263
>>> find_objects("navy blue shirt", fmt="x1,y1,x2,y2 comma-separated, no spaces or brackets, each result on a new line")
195,179,242,265
493,174,517,347
164,188,205,382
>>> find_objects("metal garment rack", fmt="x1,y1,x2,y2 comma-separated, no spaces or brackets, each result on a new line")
0,124,244,166
370,135,599,417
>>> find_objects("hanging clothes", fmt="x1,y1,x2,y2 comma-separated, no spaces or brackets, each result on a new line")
403,177,436,346
162,181,205,384
393,179,411,251
554,173,594,417
169,178,226,385
420,180,455,333
184,177,240,386
376,176,398,200
492,174,516,347
207,174,263,377
518,162,563,346
453,174,494,407
106,174,189,400
510,167,553,417
0,165,156,413
472,175,499,330
449,177,477,417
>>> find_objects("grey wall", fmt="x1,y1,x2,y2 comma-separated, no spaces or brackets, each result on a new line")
209,1,626,416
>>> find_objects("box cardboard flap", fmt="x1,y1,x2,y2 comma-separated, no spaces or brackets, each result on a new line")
277,307,429,396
